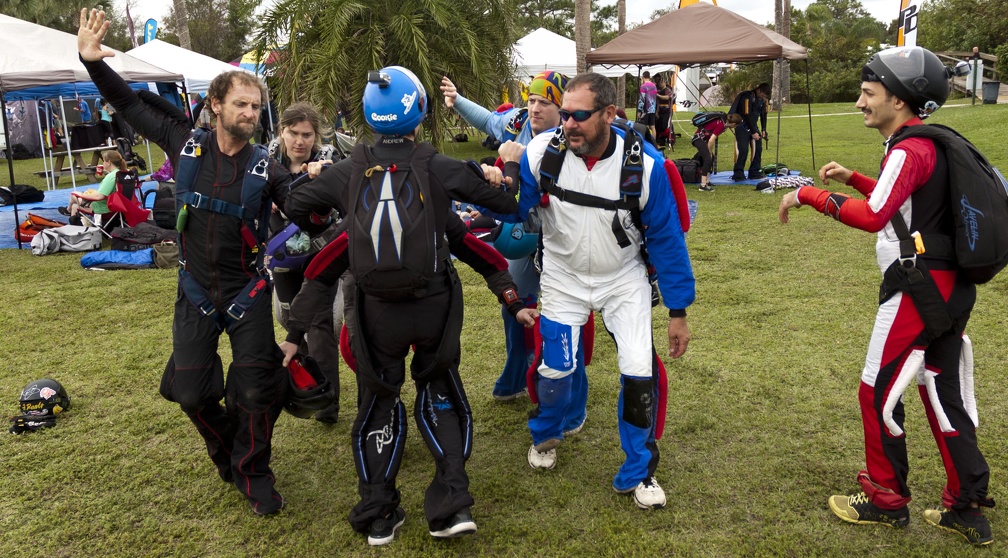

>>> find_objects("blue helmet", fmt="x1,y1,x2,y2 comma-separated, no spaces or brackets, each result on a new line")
363,66,427,136
492,221,539,259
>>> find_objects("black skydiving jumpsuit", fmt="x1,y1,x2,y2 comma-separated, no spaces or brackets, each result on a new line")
82,59,292,516
269,145,343,419
284,135,521,533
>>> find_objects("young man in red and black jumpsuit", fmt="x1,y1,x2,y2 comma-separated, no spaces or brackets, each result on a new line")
779,46,994,545
80,10,293,516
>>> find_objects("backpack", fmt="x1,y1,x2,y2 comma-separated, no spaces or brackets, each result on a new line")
536,121,692,306
691,111,727,128
1,184,45,205
110,222,176,251
347,141,446,300
151,184,176,230
889,124,1008,284
115,137,147,171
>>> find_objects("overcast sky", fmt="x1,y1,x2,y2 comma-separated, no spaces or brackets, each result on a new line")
125,0,905,38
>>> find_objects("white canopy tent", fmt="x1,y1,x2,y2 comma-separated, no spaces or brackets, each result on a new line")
127,39,258,95
0,14,183,247
513,28,673,79
0,14,184,90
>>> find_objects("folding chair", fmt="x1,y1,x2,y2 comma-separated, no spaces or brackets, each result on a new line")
105,168,152,232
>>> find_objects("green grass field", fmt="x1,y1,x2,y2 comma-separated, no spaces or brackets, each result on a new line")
2,101,1008,556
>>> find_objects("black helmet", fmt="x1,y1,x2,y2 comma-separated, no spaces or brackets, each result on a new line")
862,46,953,119
19,378,71,417
284,356,337,419
10,379,71,434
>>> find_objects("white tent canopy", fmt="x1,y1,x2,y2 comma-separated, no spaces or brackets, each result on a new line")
127,39,257,94
513,28,673,79
0,14,183,92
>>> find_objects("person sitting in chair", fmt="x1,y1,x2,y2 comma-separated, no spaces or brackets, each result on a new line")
58,149,126,225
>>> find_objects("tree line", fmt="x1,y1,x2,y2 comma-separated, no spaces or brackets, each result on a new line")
5,0,1004,140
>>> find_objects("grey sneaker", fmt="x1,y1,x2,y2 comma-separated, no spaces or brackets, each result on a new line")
698,184,714,192
429,507,477,538
367,507,406,546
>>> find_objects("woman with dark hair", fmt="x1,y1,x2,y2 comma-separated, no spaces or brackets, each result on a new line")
268,102,342,423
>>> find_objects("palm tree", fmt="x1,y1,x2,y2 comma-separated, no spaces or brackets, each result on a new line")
574,0,590,74
255,0,517,146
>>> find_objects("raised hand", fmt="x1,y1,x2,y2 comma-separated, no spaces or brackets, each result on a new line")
77,8,115,63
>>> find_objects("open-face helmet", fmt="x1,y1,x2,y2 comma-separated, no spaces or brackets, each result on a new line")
284,355,337,419
19,378,70,417
363,66,427,136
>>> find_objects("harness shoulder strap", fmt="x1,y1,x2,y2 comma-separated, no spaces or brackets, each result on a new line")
174,128,210,214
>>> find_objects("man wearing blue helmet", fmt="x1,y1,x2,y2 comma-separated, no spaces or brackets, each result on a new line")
285,65,535,546
442,72,591,439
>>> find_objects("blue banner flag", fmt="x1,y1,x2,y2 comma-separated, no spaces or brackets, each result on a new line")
144,19,158,44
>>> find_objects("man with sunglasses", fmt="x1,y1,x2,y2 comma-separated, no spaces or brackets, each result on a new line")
441,72,592,438
495,72,695,510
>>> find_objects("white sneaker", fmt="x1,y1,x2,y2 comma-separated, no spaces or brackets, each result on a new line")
563,416,586,436
527,444,557,470
633,477,666,509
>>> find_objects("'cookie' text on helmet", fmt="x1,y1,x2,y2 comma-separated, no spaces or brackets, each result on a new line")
363,66,427,136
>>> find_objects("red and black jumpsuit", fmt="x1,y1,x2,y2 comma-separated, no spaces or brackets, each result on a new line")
83,59,293,516
795,118,991,512
284,136,522,534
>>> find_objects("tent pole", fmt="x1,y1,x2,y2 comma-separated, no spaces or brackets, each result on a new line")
58,95,79,190
43,101,56,191
774,58,783,181
805,59,816,172
34,102,52,190
1,89,23,250
182,79,195,129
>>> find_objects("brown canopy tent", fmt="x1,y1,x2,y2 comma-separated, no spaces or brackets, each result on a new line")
586,2,815,176
586,2,807,67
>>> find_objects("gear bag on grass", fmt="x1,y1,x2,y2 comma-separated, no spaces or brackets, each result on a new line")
889,123,1008,284
347,141,447,300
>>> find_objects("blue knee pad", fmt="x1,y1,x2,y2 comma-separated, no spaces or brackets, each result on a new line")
613,375,658,491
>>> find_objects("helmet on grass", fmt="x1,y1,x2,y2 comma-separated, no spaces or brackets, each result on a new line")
363,66,427,136
19,378,70,417
862,46,952,119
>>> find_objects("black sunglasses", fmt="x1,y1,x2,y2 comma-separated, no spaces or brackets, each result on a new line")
558,107,603,123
